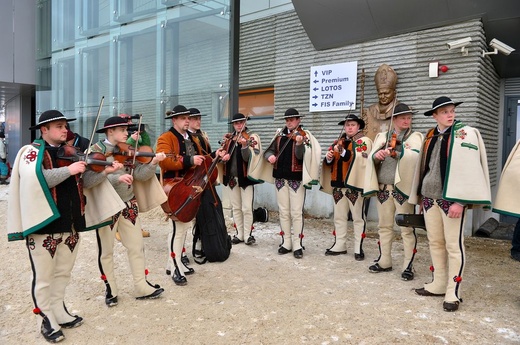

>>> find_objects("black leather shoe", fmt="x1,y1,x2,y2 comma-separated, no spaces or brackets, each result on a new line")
41,327,65,343
511,252,520,262
165,269,171,276
293,249,303,259
278,246,292,255
414,287,445,297
231,236,244,244
173,274,188,286
325,249,347,256
184,267,195,275
136,288,164,300
181,255,190,265
245,236,256,245
59,315,84,329
105,296,118,307
443,301,460,312
369,263,392,273
354,252,365,261
401,268,414,281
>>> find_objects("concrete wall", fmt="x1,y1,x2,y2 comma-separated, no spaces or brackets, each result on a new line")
239,10,501,230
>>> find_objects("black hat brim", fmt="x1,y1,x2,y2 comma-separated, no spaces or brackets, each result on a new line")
424,101,463,116
29,117,76,131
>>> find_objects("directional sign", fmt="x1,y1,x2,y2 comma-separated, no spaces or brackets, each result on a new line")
309,61,357,112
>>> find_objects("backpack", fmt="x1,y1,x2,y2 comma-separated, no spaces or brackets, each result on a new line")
193,187,231,264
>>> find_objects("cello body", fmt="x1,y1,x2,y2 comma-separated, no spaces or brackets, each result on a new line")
161,155,218,222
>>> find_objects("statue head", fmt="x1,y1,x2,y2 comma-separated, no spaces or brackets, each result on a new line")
374,64,397,106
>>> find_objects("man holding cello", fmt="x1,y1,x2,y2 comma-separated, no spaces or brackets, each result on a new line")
90,116,166,305
156,105,206,286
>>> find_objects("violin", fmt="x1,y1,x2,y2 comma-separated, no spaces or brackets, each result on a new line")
220,131,257,149
112,142,156,164
387,133,400,158
57,145,113,173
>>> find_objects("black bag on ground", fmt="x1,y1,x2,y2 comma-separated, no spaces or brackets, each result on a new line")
253,207,269,223
193,187,231,263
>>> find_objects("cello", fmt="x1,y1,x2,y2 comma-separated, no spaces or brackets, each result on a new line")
162,155,219,222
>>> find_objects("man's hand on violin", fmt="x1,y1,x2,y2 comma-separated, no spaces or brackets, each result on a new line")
130,132,140,141
68,161,87,175
104,161,124,174
238,137,248,148
295,134,304,145
192,155,205,166
267,154,277,164
326,149,335,161
119,173,134,185
375,148,391,161
151,152,166,165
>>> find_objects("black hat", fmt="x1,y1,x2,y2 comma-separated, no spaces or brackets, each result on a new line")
282,108,304,119
392,103,418,117
424,96,463,116
165,105,190,119
338,114,365,129
29,110,76,130
95,116,131,133
188,108,206,117
229,113,250,124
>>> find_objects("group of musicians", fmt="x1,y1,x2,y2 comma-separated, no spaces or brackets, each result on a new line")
7,94,494,341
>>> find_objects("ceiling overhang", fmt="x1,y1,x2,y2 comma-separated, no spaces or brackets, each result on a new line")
292,0,520,78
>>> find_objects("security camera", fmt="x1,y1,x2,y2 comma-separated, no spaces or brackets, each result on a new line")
447,37,472,56
489,38,515,55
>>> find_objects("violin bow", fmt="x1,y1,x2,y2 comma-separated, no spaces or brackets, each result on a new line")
129,114,143,176
79,96,104,180
85,96,104,156
384,92,398,151
275,127,299,161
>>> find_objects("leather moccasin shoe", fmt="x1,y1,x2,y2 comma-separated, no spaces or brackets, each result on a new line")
59,315,84,329
443,301,460,312
414,287,445,297
136,288,164,300
231,236,244,244
105,296,118,307
181,255,190,265
354,252,365,261
278,246,292,255
184,267,195,275
325,249,347,256
173,274,187,286
245,236,256,245
369,263,392,273
293,249,303,259
41,328,65,343
401,268,414,281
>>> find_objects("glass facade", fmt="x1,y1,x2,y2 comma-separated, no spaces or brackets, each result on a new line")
36,0,232,145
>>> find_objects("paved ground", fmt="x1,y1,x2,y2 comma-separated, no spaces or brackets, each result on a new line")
1,183,520,344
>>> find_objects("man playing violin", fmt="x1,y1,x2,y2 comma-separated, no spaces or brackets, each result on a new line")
7,110,123,343
220,113,263,245
363,103,423,280
156,105,205,286
90,116,166,306
262,108,321,259
321,114,372,261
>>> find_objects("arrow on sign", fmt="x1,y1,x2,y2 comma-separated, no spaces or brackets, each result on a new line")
314,71,318,77
313,87,319,91
312,103,318,107
312,95,318,99
313,80,319,84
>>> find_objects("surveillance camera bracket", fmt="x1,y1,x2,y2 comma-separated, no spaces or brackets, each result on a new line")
482,48,498,57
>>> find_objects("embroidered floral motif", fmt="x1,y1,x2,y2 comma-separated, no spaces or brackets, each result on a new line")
455,129,467,140
122,198,139,225
28,237,35,250
377,189,390,204
355,139,368,153
436,199,453,215
228,177,237,190
275,178,285,191
391,189,407,205
24,149,38,164
43,235,63,258
422,197,434,212
345,188,359,205
65,232,79,253
287,180,301,192
332,188,344,204
111,211,121,230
